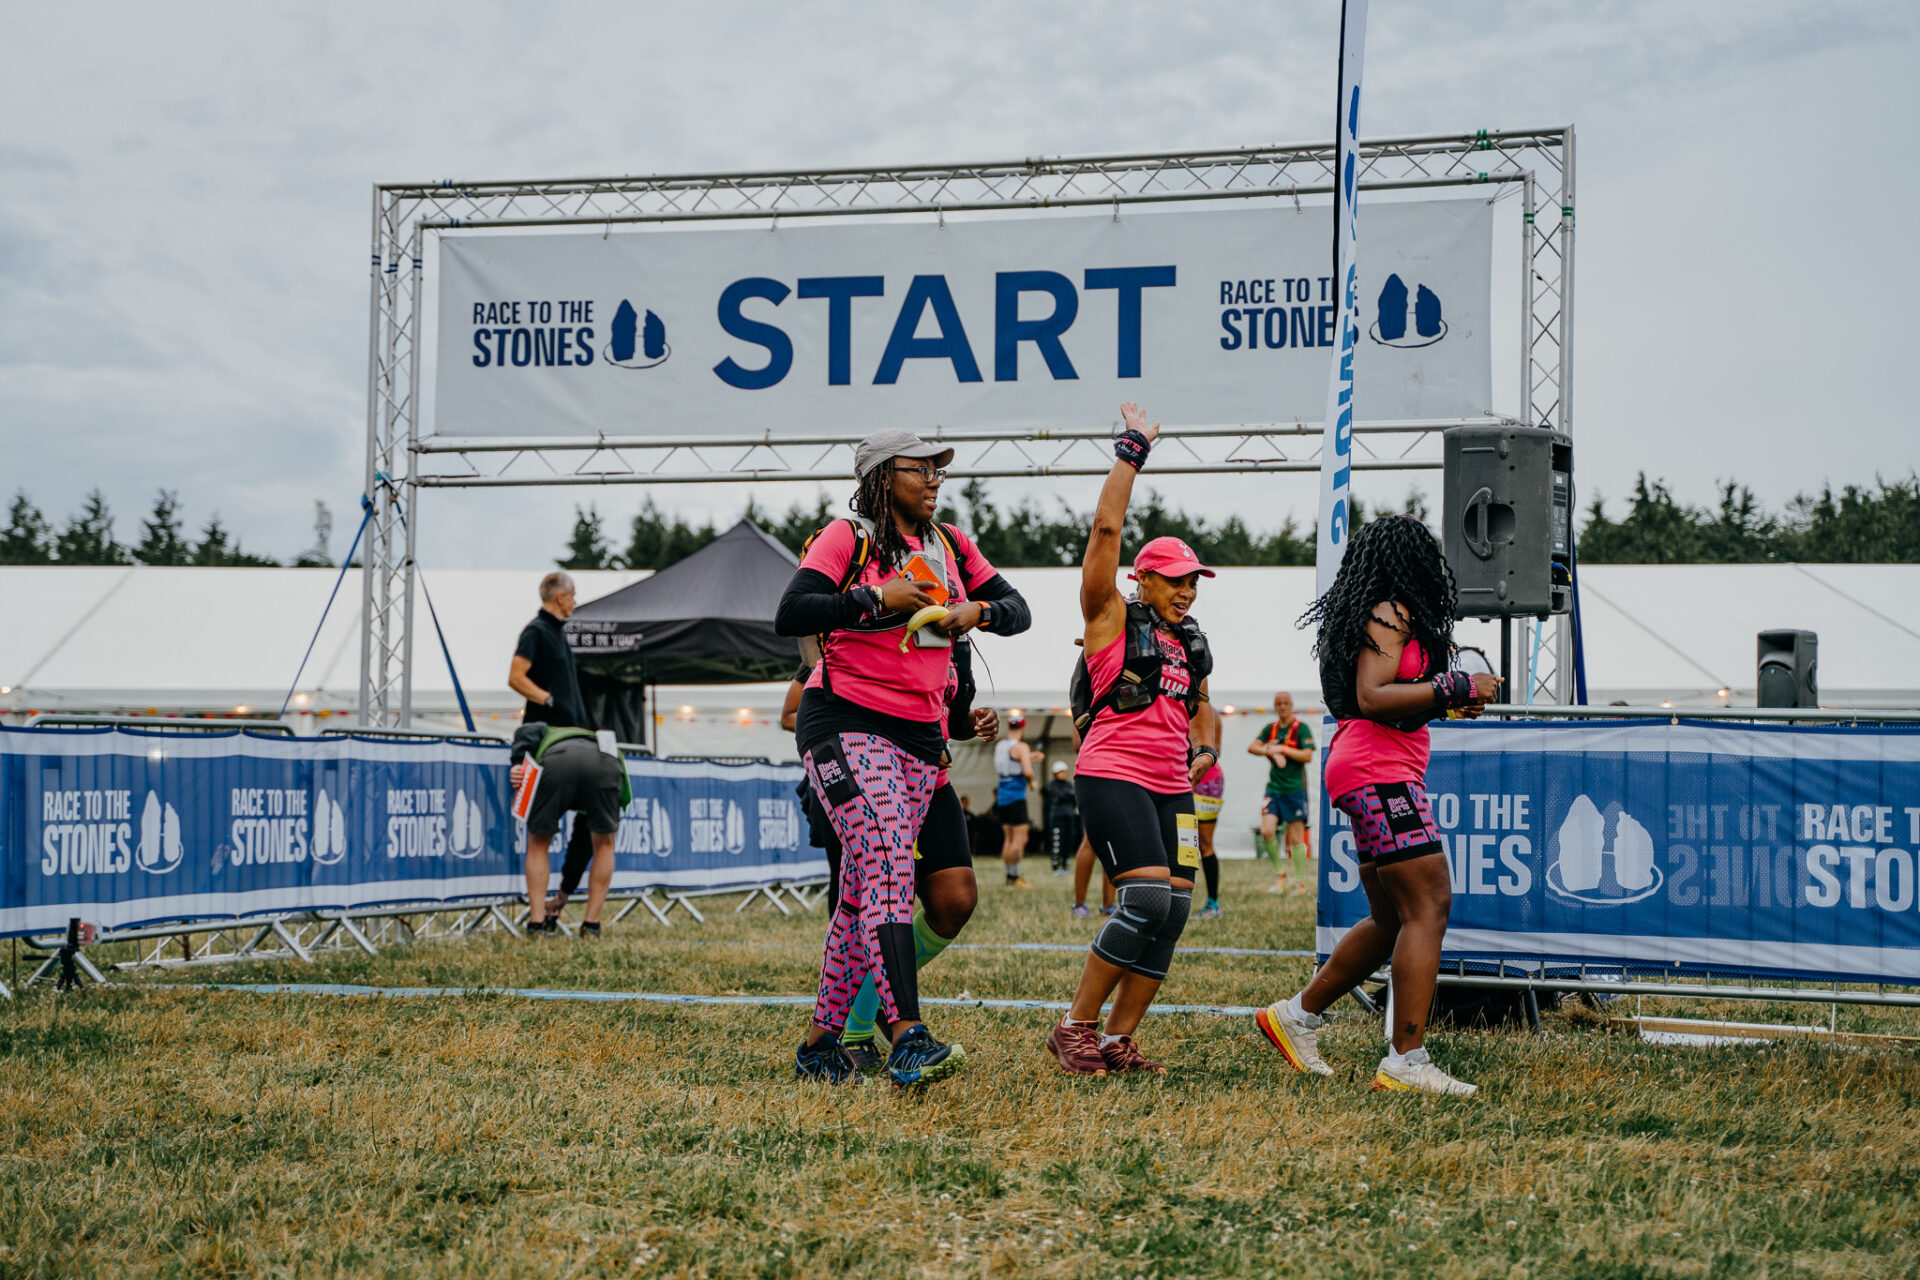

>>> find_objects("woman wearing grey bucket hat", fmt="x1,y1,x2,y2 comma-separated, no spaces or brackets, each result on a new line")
775,429,1030,1087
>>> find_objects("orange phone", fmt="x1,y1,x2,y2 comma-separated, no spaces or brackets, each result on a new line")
899,554,950,605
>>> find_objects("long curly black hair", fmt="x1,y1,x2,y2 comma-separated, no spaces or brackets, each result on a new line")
1298,515,1457,676
850,464,930,569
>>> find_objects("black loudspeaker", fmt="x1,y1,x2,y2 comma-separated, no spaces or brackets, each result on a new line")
1442,426,1574,619
1757,630,1818,708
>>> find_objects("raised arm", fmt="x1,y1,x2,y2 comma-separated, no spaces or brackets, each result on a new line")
1081,402,1159,647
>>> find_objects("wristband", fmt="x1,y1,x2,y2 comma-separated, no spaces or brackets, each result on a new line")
1113,428,1152,470
1430,670,1477,710
1188,745,1218,766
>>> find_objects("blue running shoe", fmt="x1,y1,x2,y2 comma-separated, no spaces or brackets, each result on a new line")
794,1034,859,1084
886,1025,966,1088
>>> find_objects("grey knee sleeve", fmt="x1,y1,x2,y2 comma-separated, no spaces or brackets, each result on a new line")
1130,886,1192,980
1090,880,1172,971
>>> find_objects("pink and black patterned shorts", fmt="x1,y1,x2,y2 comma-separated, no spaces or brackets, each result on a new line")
1333,780,1443,867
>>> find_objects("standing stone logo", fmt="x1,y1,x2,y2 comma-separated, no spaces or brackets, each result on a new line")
310,789,349,866
135,792,184,874
1546,795,1663,905
604,300,670,368
447,790,487,859
1370,274,1448,348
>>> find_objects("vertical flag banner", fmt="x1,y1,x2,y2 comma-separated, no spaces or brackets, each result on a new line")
1314,0,1371,598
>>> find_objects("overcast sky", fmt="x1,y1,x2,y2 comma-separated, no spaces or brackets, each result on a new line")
3,1,1914,568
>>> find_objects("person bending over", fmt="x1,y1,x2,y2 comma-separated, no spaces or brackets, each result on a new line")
775,428,1030,1087
509,723,628,935
1047,403,1220,1076
1253,515,1497,1096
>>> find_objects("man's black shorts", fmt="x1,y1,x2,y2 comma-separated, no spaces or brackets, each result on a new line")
993,800,1031,828
528,737,625,837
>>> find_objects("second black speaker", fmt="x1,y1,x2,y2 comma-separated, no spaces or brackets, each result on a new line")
1442,426,1574,619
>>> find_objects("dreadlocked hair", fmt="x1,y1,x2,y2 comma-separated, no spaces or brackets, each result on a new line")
850,464,931,570
1297,515,1458,677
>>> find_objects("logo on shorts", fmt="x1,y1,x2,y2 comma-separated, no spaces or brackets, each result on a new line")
1384,793,1415,820
1546,794,1662,905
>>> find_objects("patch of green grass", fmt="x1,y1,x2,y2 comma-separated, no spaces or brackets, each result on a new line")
2,859,1917,1277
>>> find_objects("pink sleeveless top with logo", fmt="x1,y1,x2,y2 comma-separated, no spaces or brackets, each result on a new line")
1323,636,1432,801
1073,627,1195,795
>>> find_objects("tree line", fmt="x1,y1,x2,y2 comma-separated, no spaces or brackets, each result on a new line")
562,471,1920,570
0,489,309,567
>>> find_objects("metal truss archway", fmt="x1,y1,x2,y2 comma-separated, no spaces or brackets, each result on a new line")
362,127,1576,725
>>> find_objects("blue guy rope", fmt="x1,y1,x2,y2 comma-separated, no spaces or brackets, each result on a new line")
278,495,375,721
414,564,475,732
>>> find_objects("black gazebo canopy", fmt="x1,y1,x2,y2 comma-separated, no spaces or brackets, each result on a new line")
565,521,802,741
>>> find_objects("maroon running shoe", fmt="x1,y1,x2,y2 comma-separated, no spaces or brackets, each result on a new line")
1098,1034,1166,1075
1045,1021,1108,1077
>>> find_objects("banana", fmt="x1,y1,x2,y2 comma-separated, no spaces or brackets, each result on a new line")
898,605,951,651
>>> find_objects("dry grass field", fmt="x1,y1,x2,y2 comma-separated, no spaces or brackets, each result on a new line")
3,859,1918,1279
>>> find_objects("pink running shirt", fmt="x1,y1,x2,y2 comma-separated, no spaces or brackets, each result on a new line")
1323,636,1433,800
1073,627,1195,794
800,521,998,724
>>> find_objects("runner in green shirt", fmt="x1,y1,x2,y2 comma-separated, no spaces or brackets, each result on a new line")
1248,691,1315,894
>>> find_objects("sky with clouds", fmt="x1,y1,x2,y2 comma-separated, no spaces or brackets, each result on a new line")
2,0,1914,567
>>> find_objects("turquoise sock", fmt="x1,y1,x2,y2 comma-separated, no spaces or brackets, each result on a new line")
843,910,955,1044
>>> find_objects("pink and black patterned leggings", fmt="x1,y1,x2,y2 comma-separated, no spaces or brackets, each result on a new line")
803,732,936,1035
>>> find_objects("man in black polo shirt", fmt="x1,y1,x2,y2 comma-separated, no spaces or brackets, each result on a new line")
508,571,584,729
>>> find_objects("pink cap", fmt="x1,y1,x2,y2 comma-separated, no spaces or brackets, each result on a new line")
1130,535,1215,581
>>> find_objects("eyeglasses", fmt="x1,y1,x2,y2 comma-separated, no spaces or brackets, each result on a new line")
893,465,948,483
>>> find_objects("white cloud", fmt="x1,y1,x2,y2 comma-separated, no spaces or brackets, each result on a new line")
1,0,1913,564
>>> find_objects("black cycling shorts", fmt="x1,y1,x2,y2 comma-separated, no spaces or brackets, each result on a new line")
527,737,625,837
818,781,973,913
1077,774,1198,883
993,800,1031,828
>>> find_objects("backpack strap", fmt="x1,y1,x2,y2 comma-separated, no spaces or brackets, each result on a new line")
817,519,873,701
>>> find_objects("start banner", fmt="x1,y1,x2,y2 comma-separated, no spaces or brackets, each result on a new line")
0,728,825,938
1317,718,1920,985
433,199,1491,439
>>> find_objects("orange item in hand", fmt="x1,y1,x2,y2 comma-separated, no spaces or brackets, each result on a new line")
899,554,950,605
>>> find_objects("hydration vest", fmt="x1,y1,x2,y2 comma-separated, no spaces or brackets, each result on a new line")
1069,601,1213,736
797,518,977,728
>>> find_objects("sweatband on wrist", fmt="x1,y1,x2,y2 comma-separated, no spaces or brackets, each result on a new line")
1431,670,1477,709
1113,429,1152,470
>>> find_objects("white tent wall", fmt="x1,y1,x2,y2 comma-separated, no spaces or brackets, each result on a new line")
5,563,1917,717
5,562,1914,859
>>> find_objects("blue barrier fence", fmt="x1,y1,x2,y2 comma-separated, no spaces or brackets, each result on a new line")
0,726,825,939
1318,717,1920,986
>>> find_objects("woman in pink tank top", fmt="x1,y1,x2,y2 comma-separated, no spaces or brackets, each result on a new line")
1044,403,1222,1078
1252,515,1499,1096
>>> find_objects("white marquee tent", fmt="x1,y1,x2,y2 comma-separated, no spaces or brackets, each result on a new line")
3,563,1916,726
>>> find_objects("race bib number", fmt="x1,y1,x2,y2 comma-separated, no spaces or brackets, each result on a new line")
1175,812,1201,868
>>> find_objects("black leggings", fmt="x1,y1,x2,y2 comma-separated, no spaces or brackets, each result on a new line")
1076,775,1195,882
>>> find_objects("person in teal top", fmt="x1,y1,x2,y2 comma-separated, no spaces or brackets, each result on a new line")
1248,691,1315,894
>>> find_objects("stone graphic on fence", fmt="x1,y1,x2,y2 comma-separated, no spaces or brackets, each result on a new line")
135,791,183,874
1547,794,1661,905
448,790,486,859
310,789,348,866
